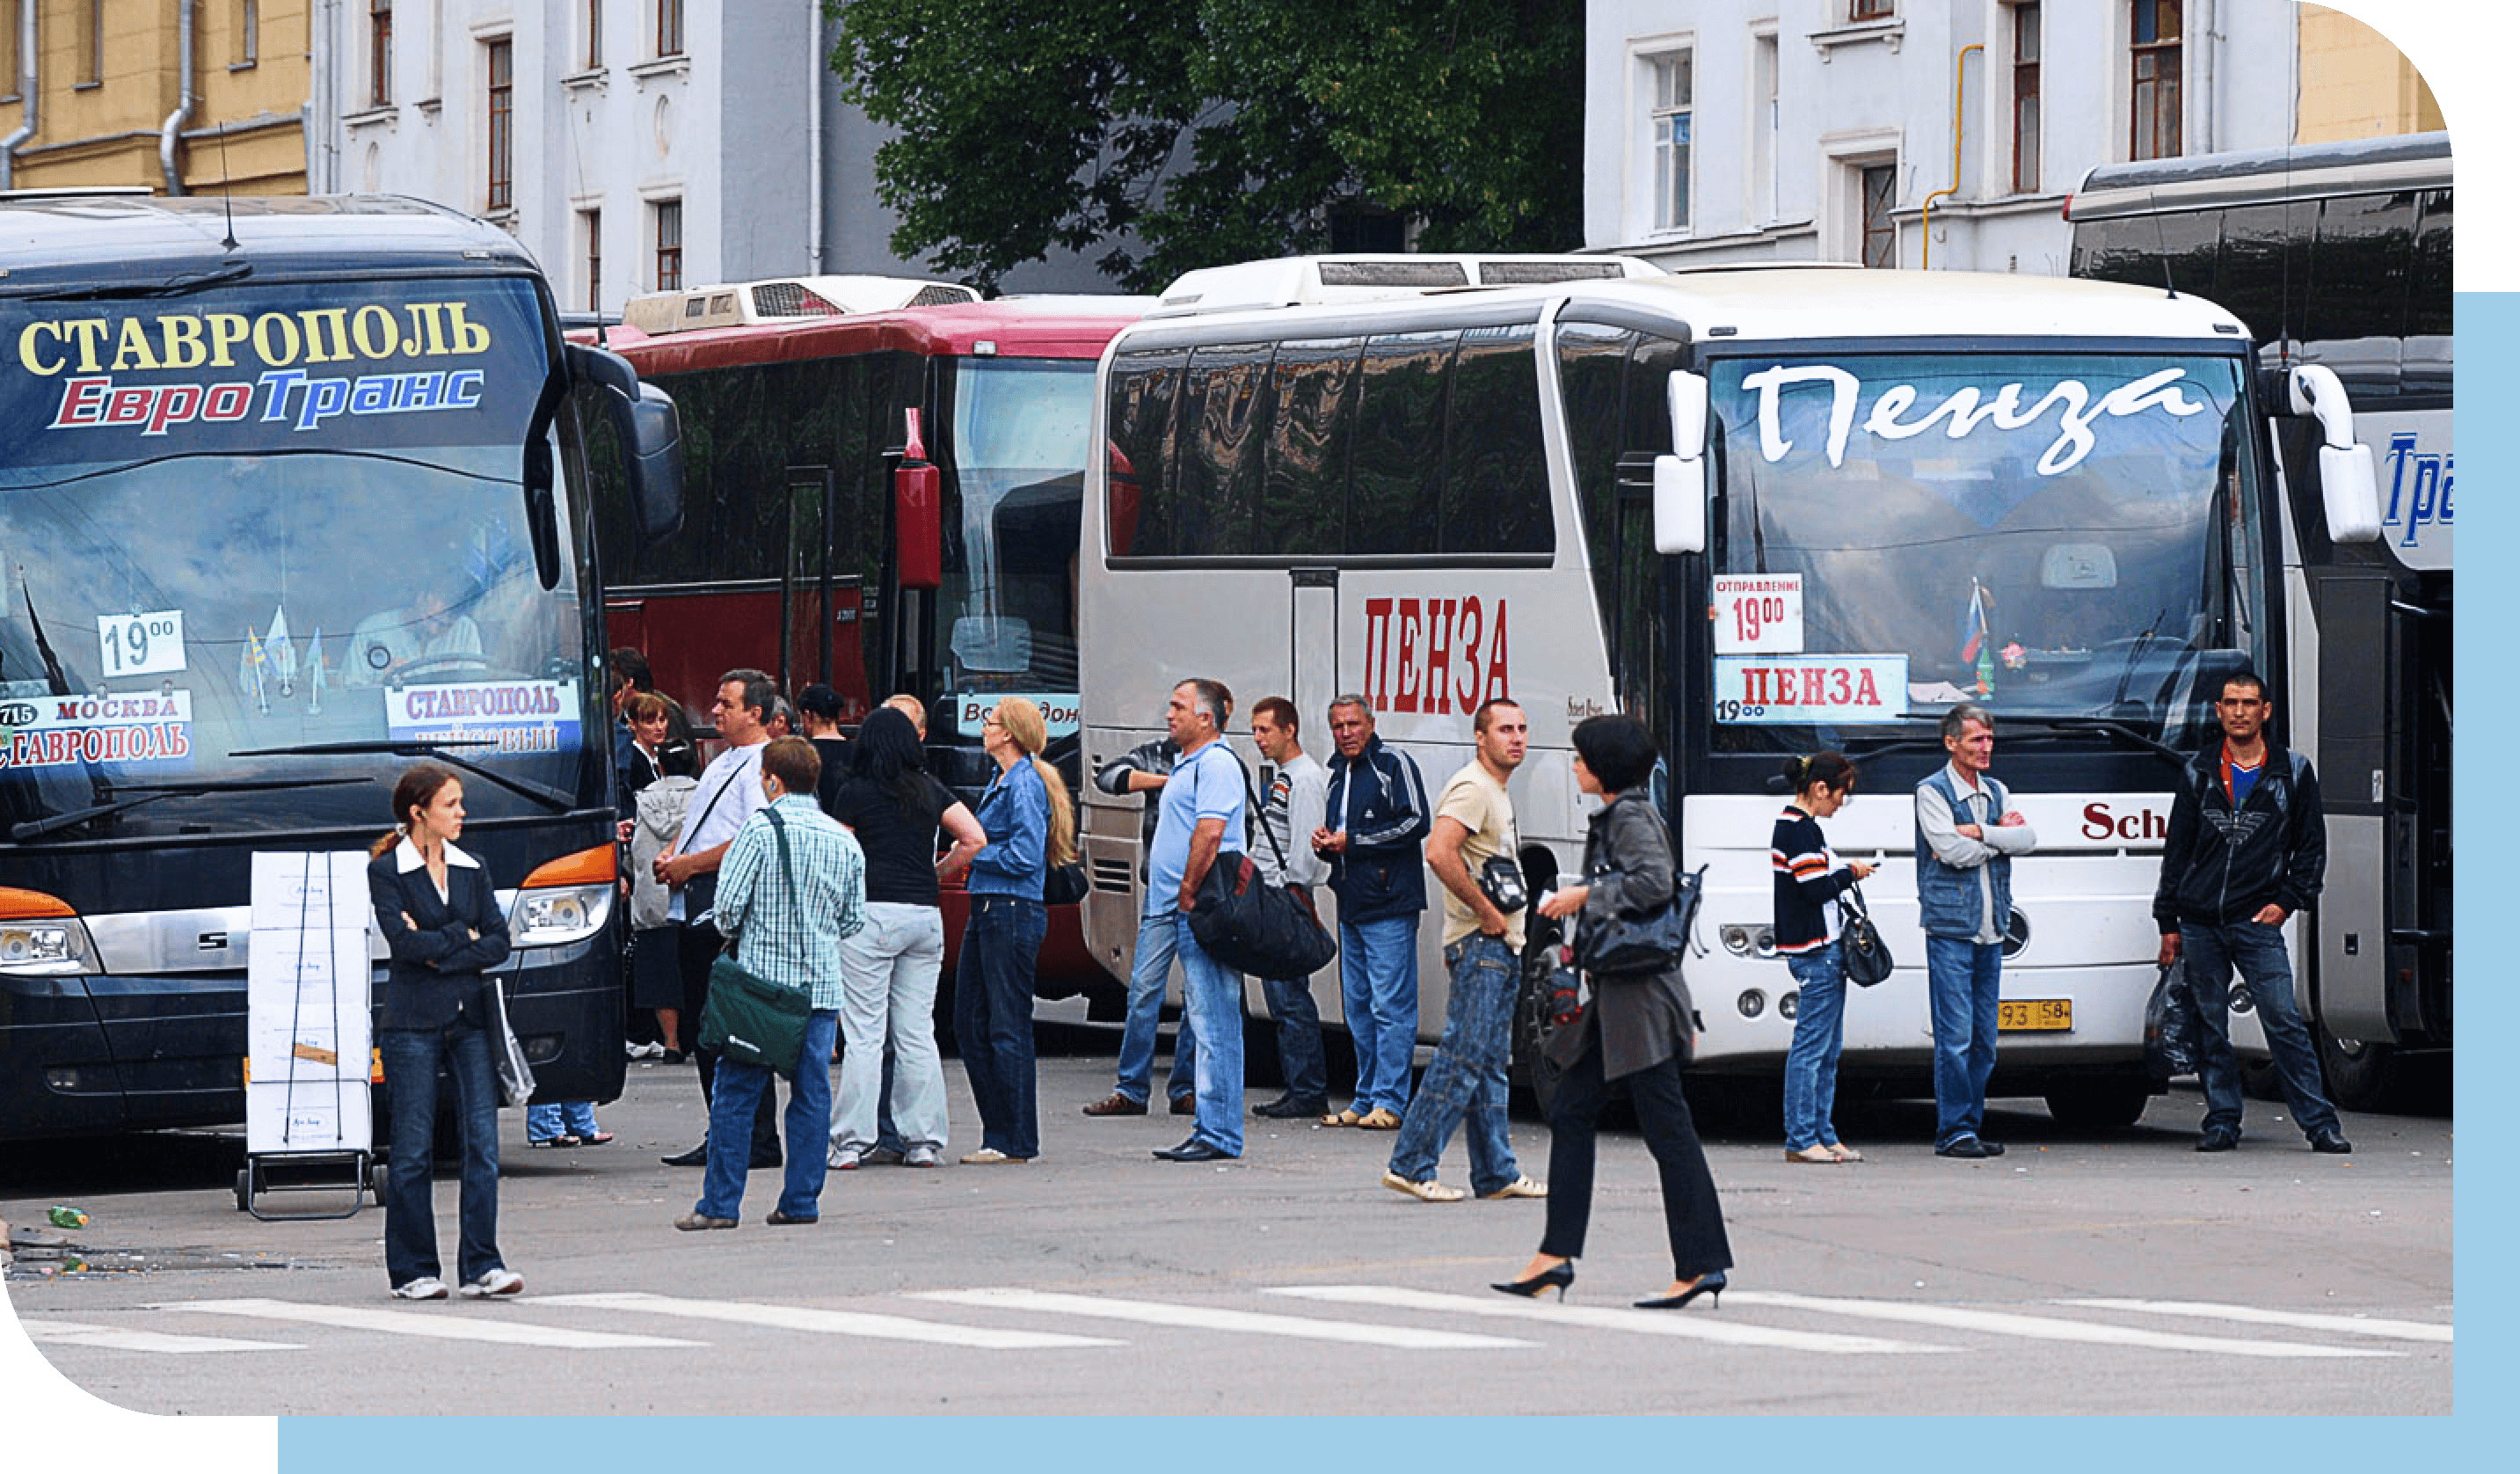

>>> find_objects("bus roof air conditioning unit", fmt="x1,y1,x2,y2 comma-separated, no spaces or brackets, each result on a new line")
623,275,981,334
1150,254,1664,317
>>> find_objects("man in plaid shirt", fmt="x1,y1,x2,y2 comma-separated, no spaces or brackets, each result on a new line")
677,736,867,1230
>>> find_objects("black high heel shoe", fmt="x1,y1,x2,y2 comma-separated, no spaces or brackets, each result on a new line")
1491,1261,1576,1301
1634,1270,1726,1310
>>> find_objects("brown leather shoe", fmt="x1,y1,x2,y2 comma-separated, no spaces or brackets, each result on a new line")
1082,1091,1149,1117
1170,1094,1197,1115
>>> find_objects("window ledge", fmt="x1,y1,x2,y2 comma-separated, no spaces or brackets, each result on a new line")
1809,18,1905,61
415,96,443,116
344,105,398,128
561,68,608,92
628,55,689,83
483,208,520,232
228,60,258,73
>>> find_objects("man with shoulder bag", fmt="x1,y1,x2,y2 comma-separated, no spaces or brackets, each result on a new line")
1382,699,1547,1204
1141,680,1250,1163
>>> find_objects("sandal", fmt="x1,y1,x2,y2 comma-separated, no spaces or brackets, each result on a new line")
529,1135,581,1149
1826,1143,1863,1163
1321,1108,1366,1127
581,1132,615,1147
1784,1145,1839,1164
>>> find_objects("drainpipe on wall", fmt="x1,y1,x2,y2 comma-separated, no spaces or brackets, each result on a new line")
159,0,199,194
807,8,826,273
1919,43,1983,270
2195,0,2217,153
0,4,38,190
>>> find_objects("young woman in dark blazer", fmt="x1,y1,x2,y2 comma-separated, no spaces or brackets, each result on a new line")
367,763,522,1301
1501,714,1733,1310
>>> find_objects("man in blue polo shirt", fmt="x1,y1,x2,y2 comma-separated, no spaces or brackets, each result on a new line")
1145,678,1249,1162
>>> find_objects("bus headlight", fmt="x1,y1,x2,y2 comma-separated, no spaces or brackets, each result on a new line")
1719,923,1777,958
0,889,98,976
511,884,613,948
1737,989,1766,1019
1779,991,1800,1021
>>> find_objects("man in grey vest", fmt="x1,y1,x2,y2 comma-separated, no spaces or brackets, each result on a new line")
1914,703,2036,1158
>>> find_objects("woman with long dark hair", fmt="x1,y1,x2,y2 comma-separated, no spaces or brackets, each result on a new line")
954,697,1075,1164
826,706,986,1169
367,763,521,1300
1500,714,1731,1310
1774,752,1874,1164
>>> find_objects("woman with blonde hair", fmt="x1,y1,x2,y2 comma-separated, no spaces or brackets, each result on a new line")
954,696,1075,1164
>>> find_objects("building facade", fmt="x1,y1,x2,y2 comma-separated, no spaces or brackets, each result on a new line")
3,0,310,193
310,1,1104,317
1584,0,2443,276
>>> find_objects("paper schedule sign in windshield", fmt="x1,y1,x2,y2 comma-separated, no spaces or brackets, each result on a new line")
1714,655,1906,726
1712,574,1803,655
385,679,582,755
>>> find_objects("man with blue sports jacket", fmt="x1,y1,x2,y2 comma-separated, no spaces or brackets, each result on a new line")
1313,696,1431,1128
1915,702,2037,1159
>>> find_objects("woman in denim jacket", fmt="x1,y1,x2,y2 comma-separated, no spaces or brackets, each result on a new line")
954,696,1075,1164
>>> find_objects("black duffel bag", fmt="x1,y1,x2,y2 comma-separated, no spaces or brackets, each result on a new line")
1184,758,1337,979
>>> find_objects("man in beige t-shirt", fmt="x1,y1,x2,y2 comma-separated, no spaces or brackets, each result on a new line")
1381,699,1547,1203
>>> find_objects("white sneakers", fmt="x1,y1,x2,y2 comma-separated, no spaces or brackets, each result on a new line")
903,1145,942,1168
458,1268,524,1297
390,1276,448,1300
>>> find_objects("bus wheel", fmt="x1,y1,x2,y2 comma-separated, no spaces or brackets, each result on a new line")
2043,1077,2153,1131
234,1168,251,1213
2314,1024,2402,1113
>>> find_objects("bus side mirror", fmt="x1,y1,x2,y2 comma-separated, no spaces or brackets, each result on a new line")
567,343,685,544
895,409,943,591
1654,369,1709,554
2286,363,2382,544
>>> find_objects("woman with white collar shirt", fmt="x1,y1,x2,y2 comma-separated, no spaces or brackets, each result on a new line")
367,763,521,1302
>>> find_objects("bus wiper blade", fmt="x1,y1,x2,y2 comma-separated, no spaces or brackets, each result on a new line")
1900,711,2186,768
229,740,577,813
20,260,255,303
8,776,373,843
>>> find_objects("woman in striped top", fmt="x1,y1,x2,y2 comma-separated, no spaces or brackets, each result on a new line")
1773,752,1874,1164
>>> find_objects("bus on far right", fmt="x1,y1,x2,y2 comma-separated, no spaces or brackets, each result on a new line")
2068,131,2451,1111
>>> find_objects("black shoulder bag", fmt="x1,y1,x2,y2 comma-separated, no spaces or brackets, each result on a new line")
1837,885,1894,989
1574,806,1701,977
1187,750,1338,979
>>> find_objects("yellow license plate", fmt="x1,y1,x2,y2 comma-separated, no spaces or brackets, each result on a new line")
1999,998,2072,1032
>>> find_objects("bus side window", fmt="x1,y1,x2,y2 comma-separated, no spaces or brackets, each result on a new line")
1106,348,1188,557
1443,325,1551,555
1349,331,1453,555
1170,341,1272,558
1259,338,1362,557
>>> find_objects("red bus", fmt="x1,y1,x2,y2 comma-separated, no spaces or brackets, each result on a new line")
577,277,1150,992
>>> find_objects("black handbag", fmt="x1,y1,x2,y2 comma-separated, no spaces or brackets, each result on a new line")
2144,959,2203,1080
1837,886,1893,989
1573,806,1702,977
1185,755,1338,979
696,810,814,1077
1043,860,1090,908
674,766,740,934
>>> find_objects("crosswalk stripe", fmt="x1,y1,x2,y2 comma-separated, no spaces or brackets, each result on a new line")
164,1298,703,1349
1725,1291,2398,1358
2061,1299,2453,1343
21,1318,301,1354
537,1292,1122,1349
1264,1286,1948,1354
913,1288,1534,1349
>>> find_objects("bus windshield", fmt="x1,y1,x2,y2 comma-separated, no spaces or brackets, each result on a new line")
1707,350,2265,750
936,357,1092,742
0,278,594,838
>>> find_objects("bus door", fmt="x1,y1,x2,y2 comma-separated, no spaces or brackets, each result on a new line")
783,465,834,699
1286,566,1350,1029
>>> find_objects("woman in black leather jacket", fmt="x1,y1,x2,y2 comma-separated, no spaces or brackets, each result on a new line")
1496,715,1733,1310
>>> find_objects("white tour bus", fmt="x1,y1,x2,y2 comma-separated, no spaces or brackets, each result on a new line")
1074,254,2382,1126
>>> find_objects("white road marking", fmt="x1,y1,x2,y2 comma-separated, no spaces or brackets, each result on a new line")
164,1298,701,1349
1264,1286,1948,1354
2062,1299,2453,1343
538,1292,1121,1349
1726,1291,2398,1358
21,1318,301,1354
913,1288,1533,1349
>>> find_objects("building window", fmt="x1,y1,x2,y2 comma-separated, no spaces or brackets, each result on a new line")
1751,33,1778,223
486,38,513,211
368,0,393,106
585,0,603,69
1648,50,1693,232
2011,4,2041,192
237,2,259,66
1850,0,1895,19
583,210,603,312
656,0,683,59
2130,0,2181,161
654,200,683,292
80,0,104,85
1861,164,1897,267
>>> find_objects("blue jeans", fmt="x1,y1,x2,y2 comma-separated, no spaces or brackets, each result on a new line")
1386,936,1519,1193
1339,915,1421,1114
380,1023,504,1288
1926,936,2004,1147
696,1008,839,1221
1264,973,1329,1103
1781,942,1849,1151
957,895,1046,1158
2182,920,2341,1138
1166,911,1246,1156
1114,909,1199,1106
525,1100,599,1142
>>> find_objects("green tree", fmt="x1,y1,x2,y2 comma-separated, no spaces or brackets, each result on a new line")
831,0,1584,293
